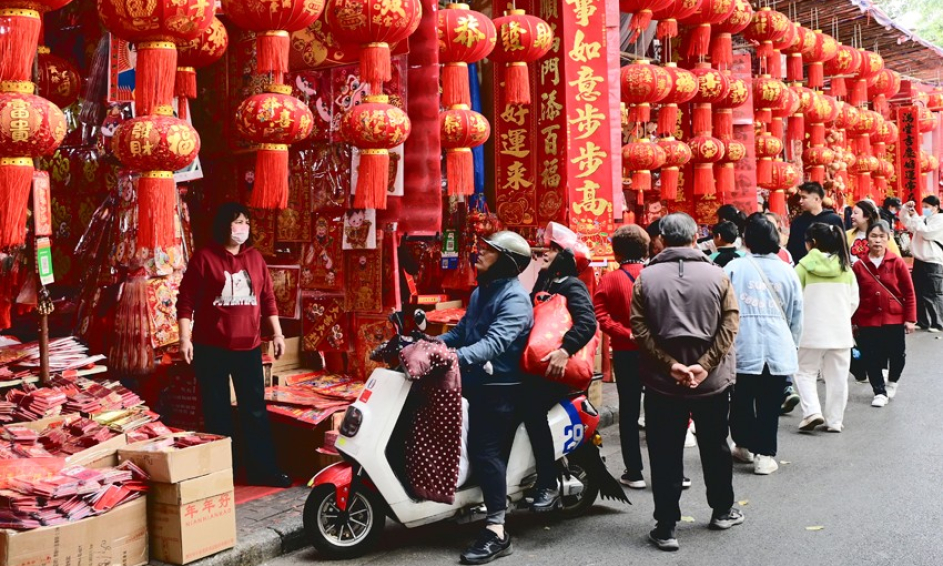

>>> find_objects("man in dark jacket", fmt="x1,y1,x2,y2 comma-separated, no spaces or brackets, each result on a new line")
629,213,743,552
440,231,533,565
787,182,845,262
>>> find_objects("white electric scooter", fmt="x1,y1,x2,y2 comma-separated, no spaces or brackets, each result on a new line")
303,312,629,559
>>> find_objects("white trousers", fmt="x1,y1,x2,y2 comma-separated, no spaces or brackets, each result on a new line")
794,348,851,429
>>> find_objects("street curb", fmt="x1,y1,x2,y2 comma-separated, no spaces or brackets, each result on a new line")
598,402,620,430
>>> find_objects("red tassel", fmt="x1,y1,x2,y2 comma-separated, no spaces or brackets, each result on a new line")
757,109,772,124
769,190,786,215
0,9,40,82
656,19,678,41
830,77,846,98
682,24,711,59
810,123,826,146
630,103,652,124
137,171,176,250
850,79,867,107
360,42,392,93
808,62,824,90
809,166,825,184
716,163,734,197
771,118,784,140
446,149,474,196
504,62,530,105
0,157,33,248
658,103,679,136
135,41,178,117
768,51,783,80
693,163,715,195
788,114,805,145
693,103,712,135
714,110,733,140
175,66,197,99
442,63,470,107
660,167,679,200
631,170,652,193
710,33,732,70
353,149,390,210
757,158,773,185
249,144,290,210
630,10,654,41
787,54,803,83
857,173,872,200
756,41,774,61
257,31,289,81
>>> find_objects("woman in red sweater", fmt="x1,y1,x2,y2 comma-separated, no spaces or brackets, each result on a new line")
852,221,917,408
177,202,290,487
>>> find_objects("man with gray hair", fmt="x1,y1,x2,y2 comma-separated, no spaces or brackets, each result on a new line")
630,212,742,551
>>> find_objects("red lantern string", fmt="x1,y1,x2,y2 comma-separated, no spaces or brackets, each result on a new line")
850,50,883,108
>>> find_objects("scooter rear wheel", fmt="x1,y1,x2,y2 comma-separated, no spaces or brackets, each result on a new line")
559,463,599,518
303,484,385,559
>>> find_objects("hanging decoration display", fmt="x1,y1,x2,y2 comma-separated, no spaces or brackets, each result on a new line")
440,105,490,196
342,94,411,209
712,77,748,196
437,3,496,107
489,9,553,106
175,16,228,120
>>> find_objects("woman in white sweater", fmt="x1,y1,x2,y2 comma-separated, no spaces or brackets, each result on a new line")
793,223,860,433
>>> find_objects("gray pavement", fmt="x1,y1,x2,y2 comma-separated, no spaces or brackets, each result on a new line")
259,331,943,566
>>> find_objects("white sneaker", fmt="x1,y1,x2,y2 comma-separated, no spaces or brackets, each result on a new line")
731,446,755,463
684,427,697,448
753,455,779,475
886,382,898,399
929,327,941,333
826,424,844,433
799,414,824,431
871,394,889,407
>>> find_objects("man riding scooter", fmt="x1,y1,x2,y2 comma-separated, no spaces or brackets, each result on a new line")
439,230,534,565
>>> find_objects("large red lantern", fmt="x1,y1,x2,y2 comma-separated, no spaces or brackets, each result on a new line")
236,84,314,210
679,0,736,60
653,0,702,41
175,16,228,119
715,138,745,197
782,24,808,83
36,47,81,108
753,75,787,124
713,76,748,139
622,139,666,196
850,49,884,107
621,0,674,43
111,111,200,249
437,4,496,107
621,60,673,124
920,107,939,133
804,30,839,90
709,0,752,69
0,84,66,248
869,68,900,115
342,94,411,209
689,63,730,134
825,44,861,99
741,7,789,69
440,105,490,196
98,0,214,116
657,63,698,136
657,136,692,200
489,10,553,105
688,133,725,195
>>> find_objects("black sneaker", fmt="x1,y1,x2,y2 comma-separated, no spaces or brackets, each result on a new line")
781,387,801,414
620,471,646,489
709,508,745,530
530,488,560,513
681,476,692,490
648,523,679,551
460,529,512,564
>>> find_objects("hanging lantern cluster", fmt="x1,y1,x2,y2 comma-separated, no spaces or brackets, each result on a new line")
174,16,228,120
489,9,553,106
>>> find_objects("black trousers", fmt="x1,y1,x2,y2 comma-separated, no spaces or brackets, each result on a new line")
467,385,521,525
730,368,788,457
645,389,734,525
193,344,280,479
521,376,570,490
613,350,644,474
912,259,943,329
856,325,906,396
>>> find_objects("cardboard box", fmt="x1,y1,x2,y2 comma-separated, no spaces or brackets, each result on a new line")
118,434,232,483
66,432,128,469
0,497,148,566
148,470,236,565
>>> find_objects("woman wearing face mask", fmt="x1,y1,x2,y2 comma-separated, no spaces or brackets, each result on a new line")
901,196,943,332
177,202,290,487
846,200,900,262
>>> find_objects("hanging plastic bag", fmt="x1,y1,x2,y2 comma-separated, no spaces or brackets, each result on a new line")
522,292,598,391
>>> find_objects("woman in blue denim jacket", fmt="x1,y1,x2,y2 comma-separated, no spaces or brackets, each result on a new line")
723,213,803,476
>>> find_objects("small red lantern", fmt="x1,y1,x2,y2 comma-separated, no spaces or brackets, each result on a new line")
657,63,698,136
489,10,553,105
36,47,81,108
653,0,702,41
804,30,839,90
802,145,835,184
688,133,725,195
920,107,939,133
825,44,861,99
236,84,315,210
622,139,667,195
437,4,496,107
753,75,787,124
621,0,674,43
0,84,66,248
342,94,412,209
788,85,815,143
715,138,745,197
621,61,673,124
928,91,943,112
741,7,790,68
755,131,783,185
849,49,884,107
767,17,798,80
836,101,861,131
98,0,214,116
763,160,799,214
679,0,736,60
850,109,877,155
782,25,808,83
440,105,490,196
869,69,900,115
111,111,200,249
872,120,898,158
175,16,228,120
689,63,730,134
771,86,799,141
713,77,748,139
657,136,692,200
855,154,880,199
709,0,753,70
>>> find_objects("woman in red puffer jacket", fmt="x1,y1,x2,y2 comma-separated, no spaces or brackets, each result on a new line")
852,221,917,408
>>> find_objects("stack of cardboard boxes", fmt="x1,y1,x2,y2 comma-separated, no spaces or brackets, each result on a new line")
118,433,236,565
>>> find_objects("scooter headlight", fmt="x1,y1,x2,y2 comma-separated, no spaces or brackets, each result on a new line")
340,406,363,437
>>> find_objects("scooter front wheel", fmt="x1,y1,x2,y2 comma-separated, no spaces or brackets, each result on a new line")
303,484,385,559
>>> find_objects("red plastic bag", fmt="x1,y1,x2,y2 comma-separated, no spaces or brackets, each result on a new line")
522,292,598,391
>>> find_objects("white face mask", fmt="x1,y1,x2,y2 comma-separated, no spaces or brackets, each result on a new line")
923,207,934,218
231,229,249,245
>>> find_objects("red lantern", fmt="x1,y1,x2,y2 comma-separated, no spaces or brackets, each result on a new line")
715,138,745,197
709,0,753,69
621,61,673,124
657,63,698,136
755,131,783,185
36,47,81,108
850,109,877,156
855,155,879,199
0,84,66,248
98,0,214,116
653,0,702,41
869,69,900,115
342,94,411,209
440,105,490,196
806,91,838,146
688,133,725,195
111,112,199,249
0,8,42,82
771,86,799,141
741,7,790,68
782,24,808,83
763,160,799,214
620,0,674,43
437,4,496,107
928,91,943,112
679,0,736,60
657,136,692,200
689,63,730,134
849,49,883,107
920,107,939,133
825,44,861,99
872,120,898,159
802,145,835,184
175,16,228,119
804,30,839,90
753,75,786,124
489,10,553,106
713,77,748,139
788,85,815,144
236,84,315,210
767,17,798,80
622,140,666,195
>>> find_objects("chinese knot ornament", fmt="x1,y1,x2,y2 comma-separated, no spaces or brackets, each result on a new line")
489,9,553,106
236,84,314,210
621,60,673,124
342,94,411,209
709,0,753,70
656,136,692,200
98,0,214,116
622,139,666,197
175,16,228,119
36,47,81,108
687,133,725,195
0,83,66,248
437,4,496,107
326,0,422,93
440,105,490,196
111,111,200,249
657,63,698,137
224,0,324,83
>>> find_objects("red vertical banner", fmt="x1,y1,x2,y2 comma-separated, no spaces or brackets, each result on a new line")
533,0,568,227
730,52,757,214
898,105,921,203
605,0,623,221
32,172,53,237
